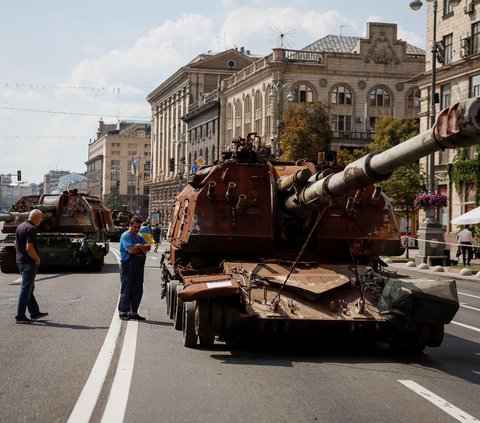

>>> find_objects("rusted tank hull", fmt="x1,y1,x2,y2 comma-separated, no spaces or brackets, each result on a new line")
162,259,457,352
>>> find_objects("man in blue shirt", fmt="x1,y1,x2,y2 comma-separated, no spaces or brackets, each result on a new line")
118,216,151,320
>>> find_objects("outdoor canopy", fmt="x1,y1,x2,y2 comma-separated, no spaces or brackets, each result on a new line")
450,206,480,225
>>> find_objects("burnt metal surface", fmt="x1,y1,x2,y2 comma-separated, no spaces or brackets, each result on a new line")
0,189,113,272
160,104,480,348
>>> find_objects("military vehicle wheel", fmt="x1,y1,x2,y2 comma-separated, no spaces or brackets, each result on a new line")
0,246,18,274
169,280,180,320
182,301,197,348
196,300,214,347
389,327,428,355
173,285,184,330
165,283,172,316
427,324,444,347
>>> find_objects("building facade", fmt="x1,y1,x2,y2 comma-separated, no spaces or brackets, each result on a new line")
147,49,257,228
86,120,151,218
44,170,70,194
219,23,425,156
418,0,480,239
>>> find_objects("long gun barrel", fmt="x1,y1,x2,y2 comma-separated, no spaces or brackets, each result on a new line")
0,205,57,223
294,98,480,209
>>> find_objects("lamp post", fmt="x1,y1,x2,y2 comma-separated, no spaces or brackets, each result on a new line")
410,0,461,264
269,80,294,159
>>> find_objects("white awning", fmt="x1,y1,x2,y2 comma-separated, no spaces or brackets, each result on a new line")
451,206,480,225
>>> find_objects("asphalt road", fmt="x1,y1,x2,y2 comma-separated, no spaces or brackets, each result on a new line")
1,244,479,423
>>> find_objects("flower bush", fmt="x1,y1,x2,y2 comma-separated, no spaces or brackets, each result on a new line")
413,193,448,210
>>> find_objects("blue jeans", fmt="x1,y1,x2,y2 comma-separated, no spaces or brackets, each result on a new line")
119,255,146,314
16,263,40,320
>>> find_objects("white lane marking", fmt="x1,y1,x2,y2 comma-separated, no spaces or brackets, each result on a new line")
451,321,480,333
101,320,138,423
458,292,480,300
67,249,122,423
67,313,122,423
460,303,480,312
398,380,480,422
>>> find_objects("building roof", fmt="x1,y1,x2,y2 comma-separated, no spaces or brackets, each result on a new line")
303,34,425,56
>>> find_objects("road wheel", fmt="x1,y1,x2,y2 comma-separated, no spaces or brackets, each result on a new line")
169,280,180,320
0,246,18,274
389,326,428,355
182,301,197,348
173,285,184,330
165,282,171,316
427,324,444,347
196,300,215,347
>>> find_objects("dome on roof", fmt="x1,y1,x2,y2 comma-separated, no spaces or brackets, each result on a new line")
57,173,87,188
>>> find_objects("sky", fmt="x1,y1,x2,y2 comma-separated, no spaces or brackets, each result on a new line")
0,0,427,184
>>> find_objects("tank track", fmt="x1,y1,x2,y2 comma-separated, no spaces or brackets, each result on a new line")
0,246,18,273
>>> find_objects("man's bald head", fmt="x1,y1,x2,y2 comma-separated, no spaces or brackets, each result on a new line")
28,209,43,226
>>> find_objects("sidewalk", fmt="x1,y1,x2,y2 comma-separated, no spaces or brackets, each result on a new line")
384,248,480,282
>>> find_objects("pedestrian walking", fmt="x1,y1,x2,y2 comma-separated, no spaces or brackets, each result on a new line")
118,216,151,320
15,209,48,324
457,225,474,266
152,223,161,252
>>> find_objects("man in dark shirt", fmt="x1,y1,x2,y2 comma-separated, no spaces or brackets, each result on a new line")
15,209,48,324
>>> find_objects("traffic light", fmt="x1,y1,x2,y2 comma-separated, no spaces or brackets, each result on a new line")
17,170,21,181
169,158,175,172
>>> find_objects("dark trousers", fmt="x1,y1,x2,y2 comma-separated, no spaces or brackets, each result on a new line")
16,263,40,320
460,242,473,265
119,254,146,313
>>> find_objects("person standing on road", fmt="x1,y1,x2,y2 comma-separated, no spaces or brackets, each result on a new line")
118,216,151,321
15,209,48,324
457,225,474,266
152,223,161,253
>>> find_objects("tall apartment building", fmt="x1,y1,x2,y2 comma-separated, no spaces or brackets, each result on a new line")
415,0,480,240
86,120,151,217
147,48,257,227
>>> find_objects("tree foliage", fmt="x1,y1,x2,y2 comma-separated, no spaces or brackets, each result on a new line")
280,102,331,162
103,187,119,210
366,116,426,223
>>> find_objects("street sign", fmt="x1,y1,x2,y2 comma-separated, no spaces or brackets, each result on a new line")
196,156,205,166
191,165,199,174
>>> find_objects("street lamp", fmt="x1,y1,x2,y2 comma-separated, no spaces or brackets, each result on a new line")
269,80,294,159
410,0,460,263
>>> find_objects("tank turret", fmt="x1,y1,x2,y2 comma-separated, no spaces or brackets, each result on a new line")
0,190,114,273
159,99,480,351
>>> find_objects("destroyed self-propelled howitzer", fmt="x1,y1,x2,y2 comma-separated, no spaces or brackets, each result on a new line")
0,189,113,272
161,98,480,352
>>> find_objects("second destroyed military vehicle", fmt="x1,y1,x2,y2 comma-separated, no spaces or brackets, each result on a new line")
0,189,113,273
109,207,133,241
161,98,480,352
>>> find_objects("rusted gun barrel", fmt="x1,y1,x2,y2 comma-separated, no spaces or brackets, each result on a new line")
0,205,57,222
285,98,480,212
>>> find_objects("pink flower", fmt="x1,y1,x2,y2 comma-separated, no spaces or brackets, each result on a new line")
413,193,448,210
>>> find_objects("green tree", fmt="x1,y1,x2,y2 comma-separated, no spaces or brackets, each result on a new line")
103,187,119,210
280,102,331,161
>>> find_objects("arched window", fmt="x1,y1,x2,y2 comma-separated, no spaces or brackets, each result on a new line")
234,99,242,136
369,87,391,107
212,145,216,162
330,85,352,105
406,87,421,116
254,90,262,134
226,103,233,142
292,83,314,103
205,147,209,165
244,94,252,134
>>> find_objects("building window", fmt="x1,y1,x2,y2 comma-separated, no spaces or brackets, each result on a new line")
254,90,262,134
205,147,209,165
293,83,314,103
473,22,480,55
369,87,391,107
331,115,352,131
441,83,451,109
406,88,421,109
463,182,476,212
330,85,352,105
127,185,136,195
235,100,242,137
442,33,453,65
443,0,454,15
471,74,480,97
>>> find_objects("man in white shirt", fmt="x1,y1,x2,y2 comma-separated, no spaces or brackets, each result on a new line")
457,225,474,266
